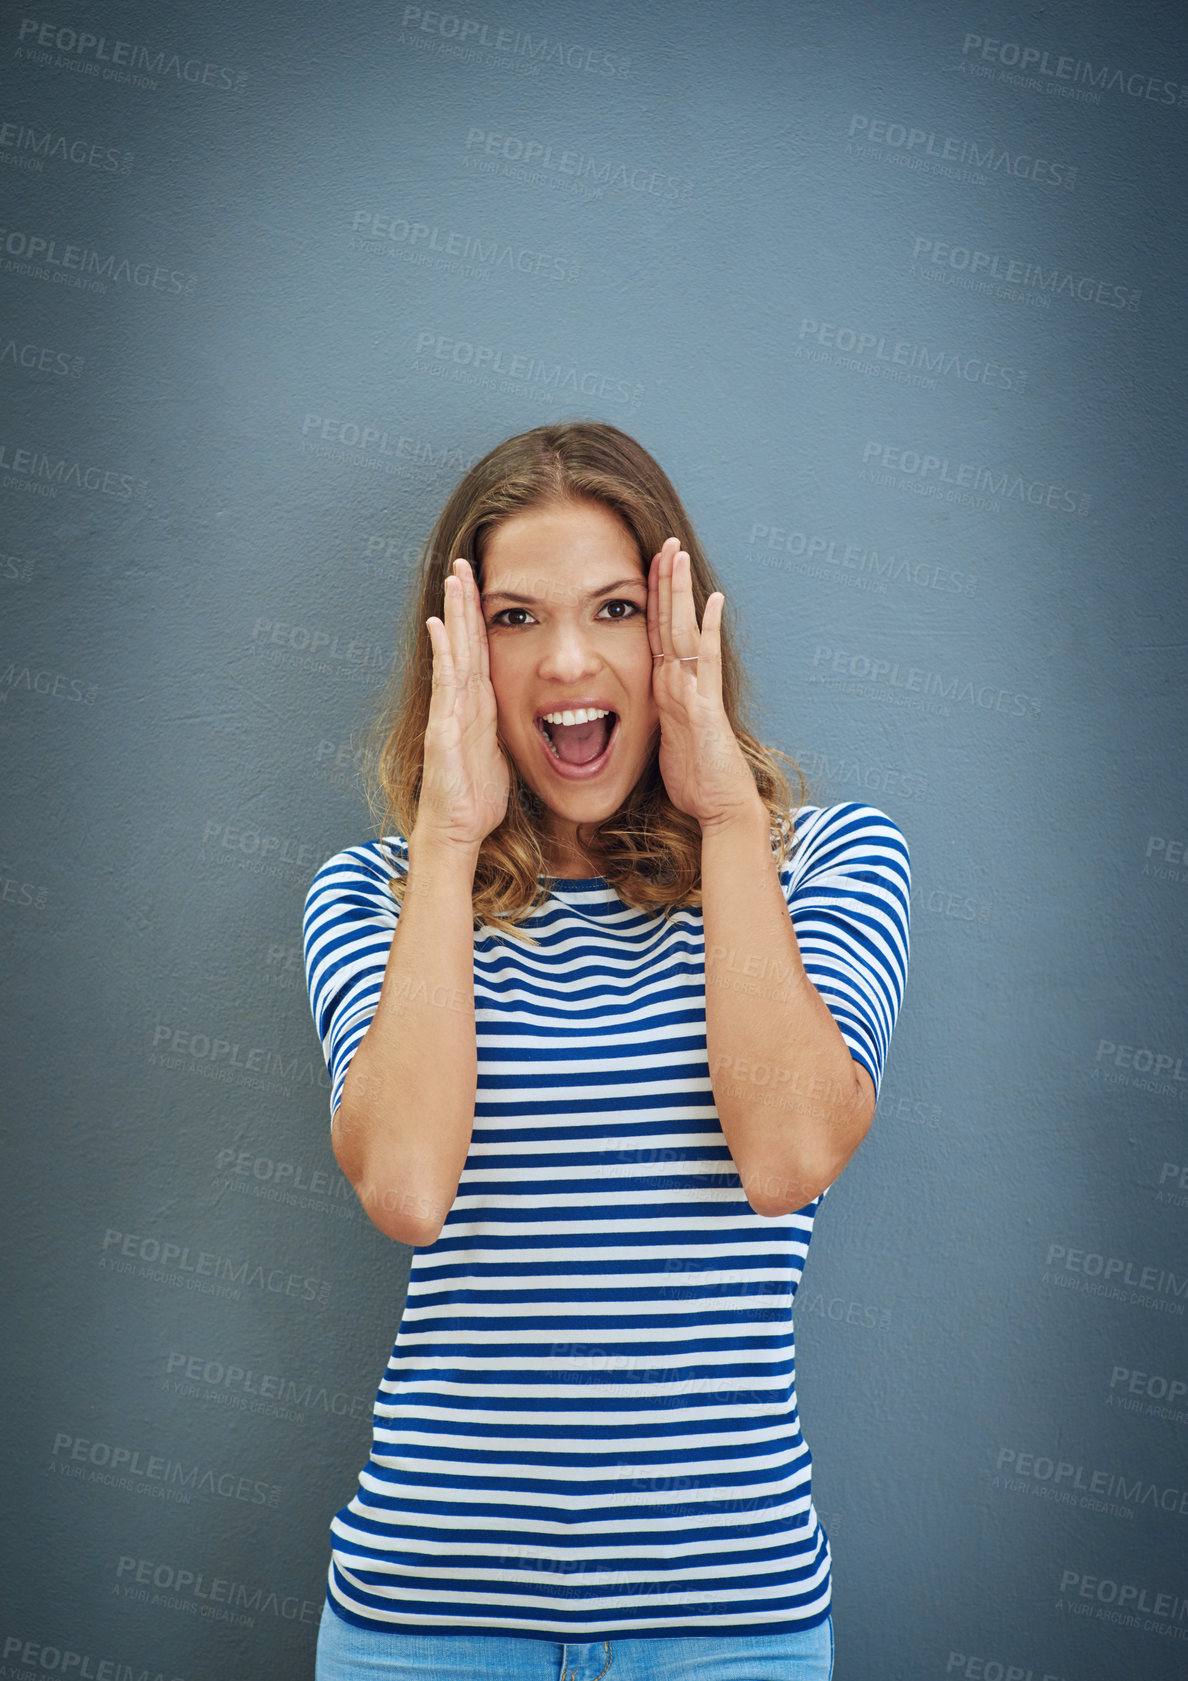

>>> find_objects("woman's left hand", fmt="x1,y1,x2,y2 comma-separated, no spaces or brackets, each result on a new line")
648,538,761,830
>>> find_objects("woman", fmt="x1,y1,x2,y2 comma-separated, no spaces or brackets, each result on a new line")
303,421,910,1680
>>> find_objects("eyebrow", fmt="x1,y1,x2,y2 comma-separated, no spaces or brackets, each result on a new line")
481,577,647,606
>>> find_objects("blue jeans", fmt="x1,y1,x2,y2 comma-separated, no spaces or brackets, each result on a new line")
315,1601,834,1680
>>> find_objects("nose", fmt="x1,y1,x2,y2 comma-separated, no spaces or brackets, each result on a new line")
536,617,602,682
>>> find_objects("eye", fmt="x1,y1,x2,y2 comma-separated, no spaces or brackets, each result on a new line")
488,607,538,627
488,600,642,627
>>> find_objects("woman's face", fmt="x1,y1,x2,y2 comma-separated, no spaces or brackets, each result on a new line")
480,497,660,874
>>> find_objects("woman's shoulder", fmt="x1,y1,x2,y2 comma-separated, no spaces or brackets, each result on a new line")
782,801,911,875
789,800,908,845
305,834,410,901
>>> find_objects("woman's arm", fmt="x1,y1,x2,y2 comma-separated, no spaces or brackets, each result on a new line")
330,826,481,1247
332,556,507,1248
701,798,877,1215
645,544,905,1216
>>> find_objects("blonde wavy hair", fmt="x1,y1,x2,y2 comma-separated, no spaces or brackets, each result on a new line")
363,420,805,942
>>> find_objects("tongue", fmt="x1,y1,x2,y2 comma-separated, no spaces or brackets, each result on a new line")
549,716,612,765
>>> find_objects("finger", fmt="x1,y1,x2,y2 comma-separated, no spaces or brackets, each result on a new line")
425,615,455,719
651,537,678,669
459,557,491,685
444,564,471,688
670,548,698,660
658,538,678,662
646,542,662,663
648,538,677,663
455,556,485,689
696,592,725,701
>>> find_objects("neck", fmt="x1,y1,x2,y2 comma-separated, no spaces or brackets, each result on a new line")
543,852,601,878
540,815,602,878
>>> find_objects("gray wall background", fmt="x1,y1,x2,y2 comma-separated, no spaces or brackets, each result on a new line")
2,1,1186,1677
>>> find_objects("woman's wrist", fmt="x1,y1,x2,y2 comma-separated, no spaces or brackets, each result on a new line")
698,788,769,844
407,822,482,886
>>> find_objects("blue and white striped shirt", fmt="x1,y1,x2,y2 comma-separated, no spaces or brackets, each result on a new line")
302,802,910,1639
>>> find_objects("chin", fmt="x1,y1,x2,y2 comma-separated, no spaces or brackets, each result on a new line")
527,767,640,837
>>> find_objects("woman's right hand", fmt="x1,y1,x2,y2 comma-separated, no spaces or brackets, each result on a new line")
416,558,510,851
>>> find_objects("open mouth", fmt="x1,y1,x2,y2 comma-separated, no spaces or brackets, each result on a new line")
534,710,618,770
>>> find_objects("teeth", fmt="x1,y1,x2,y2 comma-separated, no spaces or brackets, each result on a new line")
539,706,610,726
537,707,615,762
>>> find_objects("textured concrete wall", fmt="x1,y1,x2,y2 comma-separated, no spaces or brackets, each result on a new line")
2,2,1186,1676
